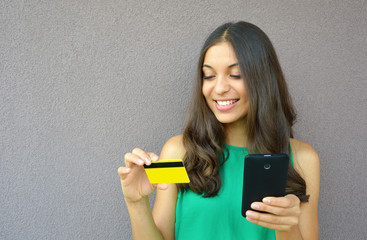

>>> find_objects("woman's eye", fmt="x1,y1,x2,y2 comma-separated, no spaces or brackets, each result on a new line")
203,75,214,80
230,75,241,79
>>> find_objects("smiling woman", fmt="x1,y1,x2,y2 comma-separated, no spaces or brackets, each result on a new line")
119,21,320,240
202,42,249,124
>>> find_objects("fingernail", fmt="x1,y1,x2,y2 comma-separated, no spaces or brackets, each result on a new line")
137,159,144,164
251,203,260,210
246,211,255,217
152,155,158,161
145,158,151,164
263,198,271,204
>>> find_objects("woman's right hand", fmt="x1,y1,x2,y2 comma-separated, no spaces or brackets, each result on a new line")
118,148,168,203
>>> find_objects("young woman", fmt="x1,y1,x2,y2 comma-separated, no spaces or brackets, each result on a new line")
118,21,320,240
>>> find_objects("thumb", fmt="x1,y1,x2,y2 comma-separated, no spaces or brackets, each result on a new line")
156,184,169,190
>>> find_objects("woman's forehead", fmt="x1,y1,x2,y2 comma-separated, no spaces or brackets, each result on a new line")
203,42,238,69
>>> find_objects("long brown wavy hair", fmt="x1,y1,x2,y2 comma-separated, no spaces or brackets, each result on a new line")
178,21,309,202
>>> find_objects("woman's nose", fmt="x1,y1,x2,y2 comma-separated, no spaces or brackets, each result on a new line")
214,76,230,94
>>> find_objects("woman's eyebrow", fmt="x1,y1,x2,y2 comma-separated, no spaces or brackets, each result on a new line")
202,64,213,69
227,63,239,68
202,63,239,69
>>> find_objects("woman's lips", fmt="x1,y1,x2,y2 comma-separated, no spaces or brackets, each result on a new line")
214,99,239,111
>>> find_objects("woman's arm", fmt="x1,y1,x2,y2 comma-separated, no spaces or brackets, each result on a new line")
153,135,186,239
118,135,186,239
288,139,320,239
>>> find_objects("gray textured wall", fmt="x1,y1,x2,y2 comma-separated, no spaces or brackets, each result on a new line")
1,0,366,239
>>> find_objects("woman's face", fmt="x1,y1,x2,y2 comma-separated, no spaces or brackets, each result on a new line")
202,41,249,125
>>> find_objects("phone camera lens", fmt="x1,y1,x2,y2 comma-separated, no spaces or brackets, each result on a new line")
264,163,271,170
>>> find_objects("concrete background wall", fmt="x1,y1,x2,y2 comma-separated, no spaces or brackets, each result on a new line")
1,0,366,239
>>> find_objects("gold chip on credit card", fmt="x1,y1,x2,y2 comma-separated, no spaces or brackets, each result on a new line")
143,159,190,184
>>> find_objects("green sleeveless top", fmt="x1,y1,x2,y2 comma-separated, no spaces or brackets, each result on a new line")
175,144,293,240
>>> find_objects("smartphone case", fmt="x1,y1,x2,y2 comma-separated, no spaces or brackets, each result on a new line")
242,154,289,217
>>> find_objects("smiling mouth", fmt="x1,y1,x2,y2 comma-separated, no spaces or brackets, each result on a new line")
215,99,239,106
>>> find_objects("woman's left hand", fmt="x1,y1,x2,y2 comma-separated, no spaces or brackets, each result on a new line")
245,194,301,232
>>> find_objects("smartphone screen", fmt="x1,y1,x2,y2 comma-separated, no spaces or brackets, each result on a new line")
241,154,289,217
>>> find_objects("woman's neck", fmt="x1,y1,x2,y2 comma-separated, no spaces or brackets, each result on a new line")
224,118,248,148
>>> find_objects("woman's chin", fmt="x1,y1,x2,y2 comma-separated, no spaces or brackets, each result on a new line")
215,114,248,125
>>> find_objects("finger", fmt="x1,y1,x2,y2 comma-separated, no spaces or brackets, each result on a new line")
147,152,159,162
132,148,152,165
156,184,168,190
117,166,131,180
262,195,299,208
285,194,300,206
251,202,292,216
245,216,292,231
246,210,298,226
124,152,145,167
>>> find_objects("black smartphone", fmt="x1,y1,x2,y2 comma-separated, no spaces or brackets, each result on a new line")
241,154,289,217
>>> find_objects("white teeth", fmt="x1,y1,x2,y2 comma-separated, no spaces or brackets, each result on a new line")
216,100,238,106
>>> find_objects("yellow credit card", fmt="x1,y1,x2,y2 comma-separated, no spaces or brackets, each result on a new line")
144,159,190,184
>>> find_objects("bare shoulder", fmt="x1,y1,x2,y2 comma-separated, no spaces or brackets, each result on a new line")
290,138,320,178
160,134,186,160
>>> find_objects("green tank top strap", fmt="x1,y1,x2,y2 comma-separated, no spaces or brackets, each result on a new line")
290,143,294,166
